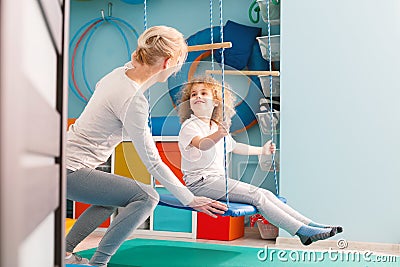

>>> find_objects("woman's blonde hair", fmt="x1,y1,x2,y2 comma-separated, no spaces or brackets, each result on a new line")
135,26,188,73
178,75,236,126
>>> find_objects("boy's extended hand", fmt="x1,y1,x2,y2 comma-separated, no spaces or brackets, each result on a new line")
262,140,276,155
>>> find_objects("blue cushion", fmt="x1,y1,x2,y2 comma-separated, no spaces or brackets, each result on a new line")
214,20,262,70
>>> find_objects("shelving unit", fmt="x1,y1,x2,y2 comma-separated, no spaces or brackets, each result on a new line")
111,136,197,239
110,135,251,241
253,0,281,196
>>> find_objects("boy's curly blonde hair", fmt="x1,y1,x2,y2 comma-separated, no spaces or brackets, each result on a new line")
178,75,236,126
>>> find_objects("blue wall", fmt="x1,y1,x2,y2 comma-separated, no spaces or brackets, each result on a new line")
280,1,400,244
68,0,275,118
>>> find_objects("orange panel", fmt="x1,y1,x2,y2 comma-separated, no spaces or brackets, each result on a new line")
229,216,245,239
67,118,77,129
155,142,185,185
74,202,110,228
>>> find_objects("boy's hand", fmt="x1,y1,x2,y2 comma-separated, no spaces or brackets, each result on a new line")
216,121,229,138
262,140,276,155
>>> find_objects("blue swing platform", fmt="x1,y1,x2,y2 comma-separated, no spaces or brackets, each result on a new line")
159,194,287,217
159,194,258,217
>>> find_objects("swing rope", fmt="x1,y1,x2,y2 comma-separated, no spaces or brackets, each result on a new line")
215,0,230,206
143,0,152,133
143,0,148,30
216,0,280,205
143,0,157,187
209,0,215,72
207,0,229,206
197,0,229,206
266,0,279,195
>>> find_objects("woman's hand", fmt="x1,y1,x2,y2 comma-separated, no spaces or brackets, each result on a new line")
188,196,228,218
262,140,276,155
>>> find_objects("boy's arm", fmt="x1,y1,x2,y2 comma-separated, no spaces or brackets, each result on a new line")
191,131,224,150
232,143,263,155
190,122,229,150
233,140,275,155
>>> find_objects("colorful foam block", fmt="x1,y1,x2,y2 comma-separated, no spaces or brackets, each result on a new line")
153,188,192,233
114,142,151,184
197,213,245,241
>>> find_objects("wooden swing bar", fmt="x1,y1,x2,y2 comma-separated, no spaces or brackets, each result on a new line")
187,42,232,52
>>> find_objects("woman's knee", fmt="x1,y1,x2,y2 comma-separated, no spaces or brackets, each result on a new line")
125,185,159,209
103,205,117,213
145,187,160,208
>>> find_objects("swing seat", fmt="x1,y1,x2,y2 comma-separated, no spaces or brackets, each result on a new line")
158,194,258,217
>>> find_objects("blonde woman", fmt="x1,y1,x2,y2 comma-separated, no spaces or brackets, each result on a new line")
65,26,227,267
178,75,342,246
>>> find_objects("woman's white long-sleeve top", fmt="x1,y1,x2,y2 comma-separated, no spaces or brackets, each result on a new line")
66,62,194,205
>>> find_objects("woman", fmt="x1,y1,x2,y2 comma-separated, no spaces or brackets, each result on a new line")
65,26,227,267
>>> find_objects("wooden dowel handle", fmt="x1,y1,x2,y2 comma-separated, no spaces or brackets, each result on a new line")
187,42,232,52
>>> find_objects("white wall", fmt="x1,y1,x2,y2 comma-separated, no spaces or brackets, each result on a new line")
19,215,55,267
280,1,400,243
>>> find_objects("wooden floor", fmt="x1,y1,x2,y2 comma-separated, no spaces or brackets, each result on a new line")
75,227,400,257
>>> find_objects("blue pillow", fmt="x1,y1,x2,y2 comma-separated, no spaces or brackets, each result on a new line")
214,20,262,70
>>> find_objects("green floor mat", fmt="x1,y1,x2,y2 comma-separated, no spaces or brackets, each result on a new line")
78,238,398,267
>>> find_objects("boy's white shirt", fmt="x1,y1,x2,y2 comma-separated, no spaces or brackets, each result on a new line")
178,114,237,185
66,62,194,205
